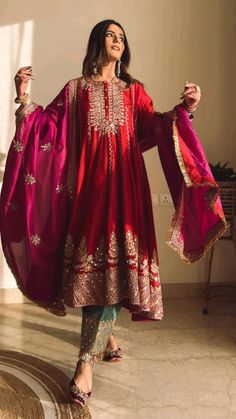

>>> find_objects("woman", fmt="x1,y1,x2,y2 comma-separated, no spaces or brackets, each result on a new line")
0,19,226,406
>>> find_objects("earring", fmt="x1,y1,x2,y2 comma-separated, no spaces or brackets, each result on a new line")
93,65,98,75
116,60,121,78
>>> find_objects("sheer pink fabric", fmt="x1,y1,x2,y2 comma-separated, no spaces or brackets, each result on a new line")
0,81,77,315
159,104,226,262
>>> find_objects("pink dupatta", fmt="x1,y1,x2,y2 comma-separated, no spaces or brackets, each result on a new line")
158,104,226,262
0,79,81,315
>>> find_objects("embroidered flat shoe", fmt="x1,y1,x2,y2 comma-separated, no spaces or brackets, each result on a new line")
103,347,123,362
69,378,91,406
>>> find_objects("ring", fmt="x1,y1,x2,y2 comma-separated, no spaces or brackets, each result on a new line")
195,85,201,92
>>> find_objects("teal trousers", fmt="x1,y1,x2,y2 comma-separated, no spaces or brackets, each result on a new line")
78,303,122,364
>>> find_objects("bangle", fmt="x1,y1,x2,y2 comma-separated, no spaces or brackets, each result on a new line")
14,93,31,105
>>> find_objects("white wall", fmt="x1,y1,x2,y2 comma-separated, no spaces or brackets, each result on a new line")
1,0,235,292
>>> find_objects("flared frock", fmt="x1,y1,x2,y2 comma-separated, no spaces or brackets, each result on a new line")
63,77,163,320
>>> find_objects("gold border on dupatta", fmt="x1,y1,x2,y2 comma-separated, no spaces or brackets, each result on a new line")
166,185,228,264
15,102,39,128
66,77,82,199
172,113,193,188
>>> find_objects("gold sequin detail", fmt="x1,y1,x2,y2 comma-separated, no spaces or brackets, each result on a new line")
64,234,75,258
56,184,64,193
40,142,52,152
13,139,23,152
125,231,138,257
30,235,41,245
94,237,105,266
108,232,119,260
79,316,115,364
24,174,36,185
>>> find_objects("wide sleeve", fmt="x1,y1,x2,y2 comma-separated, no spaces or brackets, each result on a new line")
134,83,227,263
135,82,166,153
0,79,81,315
159,105,227,262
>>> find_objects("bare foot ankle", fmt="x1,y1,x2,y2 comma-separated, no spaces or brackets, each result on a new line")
74,361,93,393
106,334,119,351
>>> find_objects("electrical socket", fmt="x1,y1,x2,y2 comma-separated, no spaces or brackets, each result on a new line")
160,193,173,206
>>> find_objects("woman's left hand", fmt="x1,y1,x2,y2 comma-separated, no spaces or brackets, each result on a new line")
180,82,201,112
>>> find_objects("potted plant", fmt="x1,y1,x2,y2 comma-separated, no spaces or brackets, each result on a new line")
209,161,236,182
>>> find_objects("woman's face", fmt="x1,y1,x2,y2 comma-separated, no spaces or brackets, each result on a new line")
104,24,125,62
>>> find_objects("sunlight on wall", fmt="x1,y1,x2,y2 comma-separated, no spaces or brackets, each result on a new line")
0,20,34,156
0,20,34,289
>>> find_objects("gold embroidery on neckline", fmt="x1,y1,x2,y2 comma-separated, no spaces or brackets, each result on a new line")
81,78,126,135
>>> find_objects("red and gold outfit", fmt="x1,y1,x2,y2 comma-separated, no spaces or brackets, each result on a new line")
0,76,226,327
63,78,163,320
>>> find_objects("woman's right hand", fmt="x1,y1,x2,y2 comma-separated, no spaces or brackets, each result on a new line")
14,66,34,99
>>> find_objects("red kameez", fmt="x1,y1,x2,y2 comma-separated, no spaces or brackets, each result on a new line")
63,77,163,320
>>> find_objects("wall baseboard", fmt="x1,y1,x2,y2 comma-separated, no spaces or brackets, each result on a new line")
0,283,206,304
163,282,205,298
0,288,25,304
2,282,235,305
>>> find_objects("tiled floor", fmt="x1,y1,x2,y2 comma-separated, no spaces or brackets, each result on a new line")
0,297,236,419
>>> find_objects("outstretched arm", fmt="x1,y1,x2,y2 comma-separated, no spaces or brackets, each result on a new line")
135,81,201,153
135,81,226,263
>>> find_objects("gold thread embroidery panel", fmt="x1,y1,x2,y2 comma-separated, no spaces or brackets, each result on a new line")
63,231,163,319
81,79,126,135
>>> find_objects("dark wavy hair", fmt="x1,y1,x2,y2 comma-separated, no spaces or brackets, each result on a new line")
82,19,139,86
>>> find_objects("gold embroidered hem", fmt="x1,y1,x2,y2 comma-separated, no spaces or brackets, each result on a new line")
63,231,163,320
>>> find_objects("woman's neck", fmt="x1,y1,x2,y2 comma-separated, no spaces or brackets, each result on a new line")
93,61,117,82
